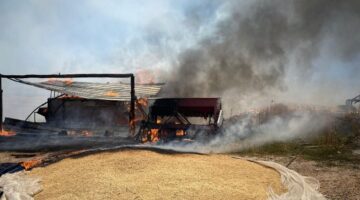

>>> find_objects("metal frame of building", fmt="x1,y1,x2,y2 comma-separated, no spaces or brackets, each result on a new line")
136,97,222,142
0,73,136,134
346,94,360,106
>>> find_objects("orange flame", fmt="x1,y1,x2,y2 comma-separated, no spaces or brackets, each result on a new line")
137,98,148,107
105,90,119,97
46,78,73,85
0,129,16,137
21,159,42,170
139,128,160,143
63,78,73,85
176,130,185,136
149,129,159,142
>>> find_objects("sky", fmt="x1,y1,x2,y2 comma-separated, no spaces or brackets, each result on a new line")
0,0,204,74
0,0,360,119
0,0,217,119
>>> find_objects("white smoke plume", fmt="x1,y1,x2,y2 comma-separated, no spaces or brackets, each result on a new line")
158,110,331,153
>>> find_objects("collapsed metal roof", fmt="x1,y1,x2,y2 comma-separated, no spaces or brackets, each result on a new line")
13,79,163,101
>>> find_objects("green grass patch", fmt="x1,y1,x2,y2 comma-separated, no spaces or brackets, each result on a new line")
237,141,359,165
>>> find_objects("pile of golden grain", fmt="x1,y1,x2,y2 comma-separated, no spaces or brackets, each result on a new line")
29,150,285,200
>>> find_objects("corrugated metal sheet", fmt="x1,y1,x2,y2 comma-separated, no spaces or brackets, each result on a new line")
15,79,163,101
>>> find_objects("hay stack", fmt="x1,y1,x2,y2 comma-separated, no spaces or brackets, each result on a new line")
29,150,285,200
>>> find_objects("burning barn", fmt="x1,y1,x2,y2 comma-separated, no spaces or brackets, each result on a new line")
1,74,160,136
0,73,223,143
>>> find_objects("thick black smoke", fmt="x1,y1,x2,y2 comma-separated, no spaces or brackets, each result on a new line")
161,0,360,107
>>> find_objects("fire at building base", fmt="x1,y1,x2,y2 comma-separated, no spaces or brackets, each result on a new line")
0,73,224,152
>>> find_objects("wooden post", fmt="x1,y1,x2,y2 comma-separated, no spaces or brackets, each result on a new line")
130,75,136,136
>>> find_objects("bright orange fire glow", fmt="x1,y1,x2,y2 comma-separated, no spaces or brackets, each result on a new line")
156,118,161,124
105,90,119,97
149,129,159,142
0,129,16,137
63,78,73,85
46,78,73,85
21,159,42,170
81,130,93,137
176,130,185,136
137,98,148,107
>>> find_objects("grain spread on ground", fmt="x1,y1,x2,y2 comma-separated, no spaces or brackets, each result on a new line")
29,150,286,200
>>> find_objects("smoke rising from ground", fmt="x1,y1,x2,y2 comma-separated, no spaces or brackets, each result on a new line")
160,110,331,153
208,111,329,152
162,0,360,112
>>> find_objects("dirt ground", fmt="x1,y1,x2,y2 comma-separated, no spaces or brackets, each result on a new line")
27,150,285,200
244,155,360,200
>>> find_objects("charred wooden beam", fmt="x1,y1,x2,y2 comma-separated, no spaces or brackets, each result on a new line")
130,75,136,136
